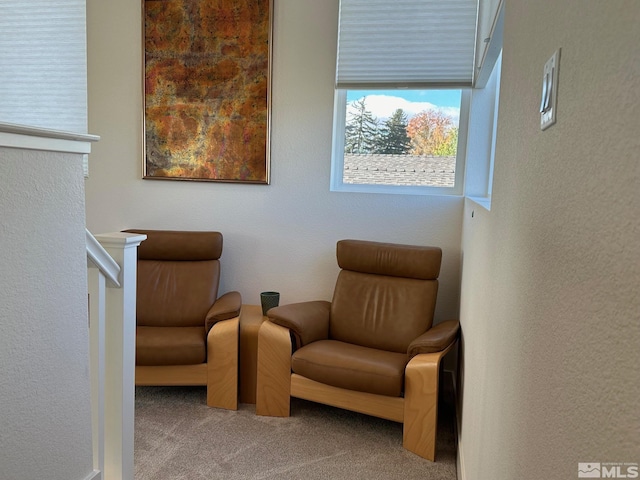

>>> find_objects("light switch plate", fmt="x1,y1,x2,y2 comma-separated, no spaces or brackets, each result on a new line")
540,49,560,130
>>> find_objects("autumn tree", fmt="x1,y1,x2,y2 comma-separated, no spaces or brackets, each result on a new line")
374,108,411,155
406,109,458,156
344,97,380,154
435,126,458,156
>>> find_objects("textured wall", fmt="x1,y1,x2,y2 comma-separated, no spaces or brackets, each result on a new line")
458,1,640,479
85,0,463,323
0,147,93,479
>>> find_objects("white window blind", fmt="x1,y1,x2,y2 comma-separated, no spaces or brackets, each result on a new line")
336,0,478,89
0,0,87,133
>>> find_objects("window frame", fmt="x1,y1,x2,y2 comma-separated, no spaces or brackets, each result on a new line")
330,89,471,196
464,53,502,211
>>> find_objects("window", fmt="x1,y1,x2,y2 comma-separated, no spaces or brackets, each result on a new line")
331,89,470,195
464,1,504,209
464,53,501,208
331,0,477,195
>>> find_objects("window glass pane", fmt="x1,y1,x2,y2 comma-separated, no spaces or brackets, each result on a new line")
343,89,462,188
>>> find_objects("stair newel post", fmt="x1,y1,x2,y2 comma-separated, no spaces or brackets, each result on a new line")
95,232,146,480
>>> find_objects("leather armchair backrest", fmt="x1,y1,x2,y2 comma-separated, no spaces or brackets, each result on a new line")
330,240,441,353
129,229,223,261
125,230,222,328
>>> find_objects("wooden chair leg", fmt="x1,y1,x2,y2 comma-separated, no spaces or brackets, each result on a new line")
403,350,448,461
207,316,239,410
256,320,292,417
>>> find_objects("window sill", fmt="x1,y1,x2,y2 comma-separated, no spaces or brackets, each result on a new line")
331,182,463,196
466,195,492,211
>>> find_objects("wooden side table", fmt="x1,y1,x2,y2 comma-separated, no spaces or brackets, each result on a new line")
239,304,267,404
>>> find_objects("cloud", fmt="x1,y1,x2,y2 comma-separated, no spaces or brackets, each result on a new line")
348,95,460,124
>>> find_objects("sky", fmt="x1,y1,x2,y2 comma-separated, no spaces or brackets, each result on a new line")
346,89,462,124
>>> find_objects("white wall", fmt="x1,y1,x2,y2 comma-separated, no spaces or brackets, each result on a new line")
458,1,640,478
0,147,94,480
85,0,463,322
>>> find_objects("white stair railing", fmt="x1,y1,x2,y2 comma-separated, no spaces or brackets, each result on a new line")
87,230,146,480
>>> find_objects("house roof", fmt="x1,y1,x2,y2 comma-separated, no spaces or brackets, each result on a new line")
343,154,456,187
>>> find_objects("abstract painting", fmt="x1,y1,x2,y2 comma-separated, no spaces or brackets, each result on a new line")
143,0,271,183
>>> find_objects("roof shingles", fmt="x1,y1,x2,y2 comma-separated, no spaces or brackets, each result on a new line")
343,154,456,187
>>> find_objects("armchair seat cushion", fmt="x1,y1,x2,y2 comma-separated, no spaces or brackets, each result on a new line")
291,340,408,397
136,326,206,366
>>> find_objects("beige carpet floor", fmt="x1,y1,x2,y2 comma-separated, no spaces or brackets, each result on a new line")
135,384,457,480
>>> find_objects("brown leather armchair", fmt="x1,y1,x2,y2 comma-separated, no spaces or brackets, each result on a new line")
125,229,241,410
255,239,459,460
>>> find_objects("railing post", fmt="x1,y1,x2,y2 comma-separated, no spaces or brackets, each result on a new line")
88,266,106,478
94,232,146,480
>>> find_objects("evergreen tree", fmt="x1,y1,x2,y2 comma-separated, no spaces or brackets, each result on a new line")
375,108,410,154
344,97,380,154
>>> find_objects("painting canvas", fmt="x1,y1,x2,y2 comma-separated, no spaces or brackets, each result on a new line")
143,0,271,183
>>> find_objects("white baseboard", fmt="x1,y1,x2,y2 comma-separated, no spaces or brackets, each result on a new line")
457,439,467,480
443,368,466,480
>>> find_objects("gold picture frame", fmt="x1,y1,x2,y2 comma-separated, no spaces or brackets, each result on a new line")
143,0,272,183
